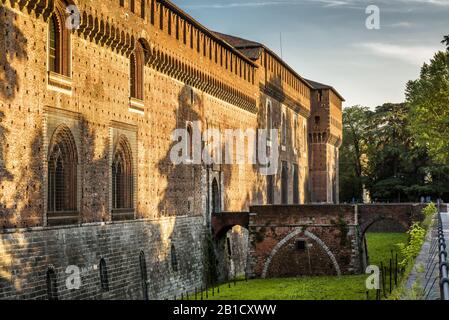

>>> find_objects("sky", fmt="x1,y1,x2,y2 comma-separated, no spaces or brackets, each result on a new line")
173,0,449,109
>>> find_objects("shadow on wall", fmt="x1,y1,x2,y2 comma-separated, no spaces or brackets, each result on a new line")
0,6,27,100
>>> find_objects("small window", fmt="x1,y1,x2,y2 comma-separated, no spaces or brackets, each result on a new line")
281,161,288,204
190,88,195,105
293,164,299,204
140,0,145,19
315,116,321,125
281,112,287,146
267,175,274,205
130,41,145,100
48,0,71,77
171,245,179,272
139,251,149,300
99,258,109,292
120,0,124,6
297,240,306,251
130,0,135,13
46,267,58,300
186,123,193,160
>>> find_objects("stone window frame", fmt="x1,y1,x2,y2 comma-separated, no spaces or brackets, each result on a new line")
47,124,79,221
109,122,138,222
47,0,73,96
111,136,134,216
43,107,82,227
129,39,150,115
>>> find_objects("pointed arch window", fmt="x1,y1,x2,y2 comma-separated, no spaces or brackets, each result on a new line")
46,267,58,300
186,123,193,161
267,174,274,205
293,164,299,204
112,136,134,219
139,251,149,300
282,112,287,147
130,41,145,101
99,258,109,292
48,125,78,222
48,1,71,77
171,245,179,272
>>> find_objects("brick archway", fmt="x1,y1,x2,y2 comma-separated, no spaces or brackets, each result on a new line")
359,217,410,237
211,212,250,238
261,228,341,278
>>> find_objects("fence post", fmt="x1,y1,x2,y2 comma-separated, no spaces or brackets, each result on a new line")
395,253,398,286
390,259,393,294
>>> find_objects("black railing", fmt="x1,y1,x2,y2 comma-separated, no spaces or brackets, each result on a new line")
437,200,449,300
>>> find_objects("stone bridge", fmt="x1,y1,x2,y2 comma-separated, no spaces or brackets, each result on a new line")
211,203,427,279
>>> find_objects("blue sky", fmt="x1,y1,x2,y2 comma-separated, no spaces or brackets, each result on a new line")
174,0,449,108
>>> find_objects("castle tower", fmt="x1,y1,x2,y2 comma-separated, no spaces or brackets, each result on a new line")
306,80,344,204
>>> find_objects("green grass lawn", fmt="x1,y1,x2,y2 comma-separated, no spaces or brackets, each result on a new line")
365,232,409,267
186,232,409,300
189,275,372,300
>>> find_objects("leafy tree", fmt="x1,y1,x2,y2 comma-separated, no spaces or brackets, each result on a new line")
339,106,371,202
406,50,449,164
442,35,449,50
340,103,449,203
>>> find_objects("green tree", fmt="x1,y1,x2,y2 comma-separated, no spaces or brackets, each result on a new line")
339,106,371,202
363,103,424,202
406,50,449,164
442,35,449,50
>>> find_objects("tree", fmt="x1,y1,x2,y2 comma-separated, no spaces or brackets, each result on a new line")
339,106,371,202
442,35,449,51
406,50,449,164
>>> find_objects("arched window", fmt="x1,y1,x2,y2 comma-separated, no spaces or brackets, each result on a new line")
212,178,220,214
48,125,78,215
48,1,71,76
46,267,58,300
293,164,299,204
139,251,149,300
140,0,145,19
186,123,193,160
171,245,179,272
130,41,145,101
281,161,288,204
112,136,134,216
266,101,272,132
267,175,274,205
282,112,287,146
99,258,109,292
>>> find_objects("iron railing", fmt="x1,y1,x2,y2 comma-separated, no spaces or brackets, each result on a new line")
437,200,449,300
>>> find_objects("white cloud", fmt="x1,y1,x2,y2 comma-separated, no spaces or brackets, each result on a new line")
354,42,439,66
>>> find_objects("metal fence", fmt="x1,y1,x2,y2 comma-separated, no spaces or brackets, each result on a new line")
421,201,449,300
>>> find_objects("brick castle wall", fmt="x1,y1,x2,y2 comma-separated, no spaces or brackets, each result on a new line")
0,216,205,300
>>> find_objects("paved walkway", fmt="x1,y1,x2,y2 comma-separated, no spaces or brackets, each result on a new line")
405,206,449,300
